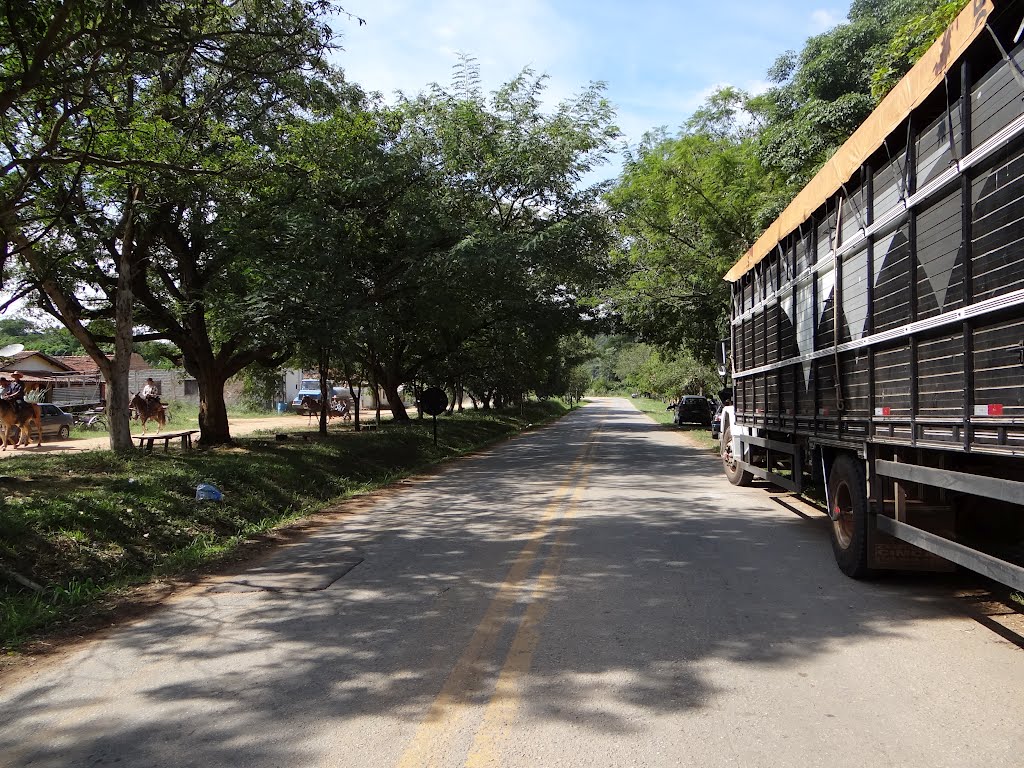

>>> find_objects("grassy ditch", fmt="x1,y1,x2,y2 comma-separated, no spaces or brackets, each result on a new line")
0,401,568,651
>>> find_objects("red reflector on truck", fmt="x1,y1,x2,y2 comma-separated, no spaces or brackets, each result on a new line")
973,404,1004,416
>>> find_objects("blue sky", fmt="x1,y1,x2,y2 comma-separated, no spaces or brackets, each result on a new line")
330,1,849,182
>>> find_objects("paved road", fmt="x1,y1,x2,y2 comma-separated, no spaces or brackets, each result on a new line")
1,398,1021,767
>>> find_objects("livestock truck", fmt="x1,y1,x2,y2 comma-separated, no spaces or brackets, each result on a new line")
718,0,1024,590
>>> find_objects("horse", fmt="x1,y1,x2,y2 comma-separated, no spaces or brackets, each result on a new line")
129,393,167,434
0,400,42,450
300,395,321,424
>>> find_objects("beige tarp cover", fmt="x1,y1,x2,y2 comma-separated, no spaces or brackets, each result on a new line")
725,0,995,282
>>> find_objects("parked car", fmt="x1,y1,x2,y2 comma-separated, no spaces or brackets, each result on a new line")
669,395,713,427
13,402,76,441
710,403,724,439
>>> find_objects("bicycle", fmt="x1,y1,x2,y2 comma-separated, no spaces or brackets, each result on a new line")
76,411,108,431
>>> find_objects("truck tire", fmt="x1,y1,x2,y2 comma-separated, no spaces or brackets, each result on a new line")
722,426,753,486
827,453,871,578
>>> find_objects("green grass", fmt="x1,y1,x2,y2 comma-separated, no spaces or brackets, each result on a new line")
158,400,276,430
0,401,568,649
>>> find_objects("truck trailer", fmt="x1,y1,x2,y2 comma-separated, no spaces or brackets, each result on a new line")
719,0,1024,590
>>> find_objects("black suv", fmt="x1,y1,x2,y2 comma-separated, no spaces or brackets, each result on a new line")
670,395,713,427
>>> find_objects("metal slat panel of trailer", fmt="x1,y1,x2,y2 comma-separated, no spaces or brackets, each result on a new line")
725,1,995,283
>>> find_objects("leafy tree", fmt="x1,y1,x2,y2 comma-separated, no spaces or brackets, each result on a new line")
870,0,969,99
749,0,952,190
564,365,591,407
12,0,346,446
605,1,963,362
0,317,84,356
612,343,653,384
642,349,720,399
240,365,285,412
334,64,618,420
604,93,772,357
2,0,181,449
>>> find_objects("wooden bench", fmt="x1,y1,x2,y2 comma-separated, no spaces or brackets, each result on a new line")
135,429,199,453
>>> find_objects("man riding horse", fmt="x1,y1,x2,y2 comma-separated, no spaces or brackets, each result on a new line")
1,371,26,416
141,377,160,404
130,378,167,433
0,372,42,449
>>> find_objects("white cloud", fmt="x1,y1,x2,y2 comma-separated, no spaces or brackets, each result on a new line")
746,79,772,97
333,0,581,106
809,8,844,33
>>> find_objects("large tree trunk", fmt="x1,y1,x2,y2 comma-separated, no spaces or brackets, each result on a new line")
5,195,140,452
106,185,140,452
196,366,231,445
381,376,408,421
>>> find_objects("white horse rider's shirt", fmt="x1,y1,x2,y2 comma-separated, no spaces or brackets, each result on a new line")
141,384,158,399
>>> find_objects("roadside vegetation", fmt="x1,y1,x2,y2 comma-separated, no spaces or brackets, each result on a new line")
0,402,567,651
3,2,612,450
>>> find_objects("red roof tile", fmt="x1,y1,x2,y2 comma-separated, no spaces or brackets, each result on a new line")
55,352,152,372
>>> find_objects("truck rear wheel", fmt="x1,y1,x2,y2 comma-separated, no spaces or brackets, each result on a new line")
828,454,870,578
722,426,753,486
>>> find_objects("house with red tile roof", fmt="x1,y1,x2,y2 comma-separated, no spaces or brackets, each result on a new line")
0,350,101,406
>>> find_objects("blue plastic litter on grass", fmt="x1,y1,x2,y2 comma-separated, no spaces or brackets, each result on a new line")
195,483,223,502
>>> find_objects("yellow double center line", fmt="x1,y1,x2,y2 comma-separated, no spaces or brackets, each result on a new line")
395,424,601,768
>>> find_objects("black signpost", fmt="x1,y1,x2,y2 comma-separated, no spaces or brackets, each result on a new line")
419,387,448,446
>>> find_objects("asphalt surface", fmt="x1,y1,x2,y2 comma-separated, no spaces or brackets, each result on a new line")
1,397,1022,767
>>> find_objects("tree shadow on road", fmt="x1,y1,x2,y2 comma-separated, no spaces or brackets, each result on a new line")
0,402,1020,767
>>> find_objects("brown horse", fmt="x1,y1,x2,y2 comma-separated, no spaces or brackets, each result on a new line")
300,395,320,424
0,400,42,450
129,393,167,434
